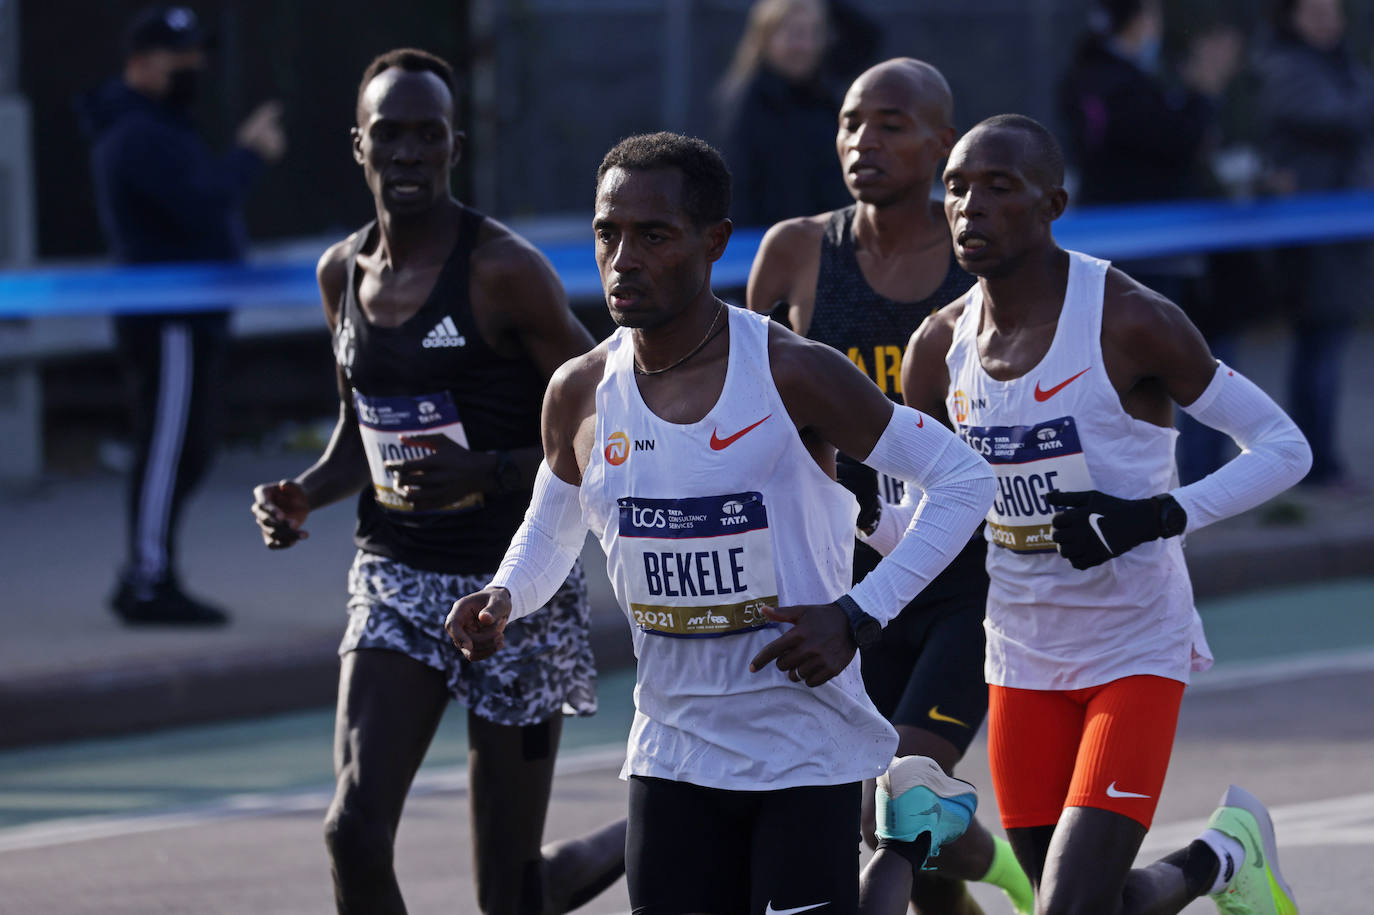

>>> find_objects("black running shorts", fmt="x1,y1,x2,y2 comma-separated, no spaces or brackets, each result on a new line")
626,776,861,915
857,535,990,754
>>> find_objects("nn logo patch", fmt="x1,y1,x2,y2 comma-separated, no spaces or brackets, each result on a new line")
605,431,629,466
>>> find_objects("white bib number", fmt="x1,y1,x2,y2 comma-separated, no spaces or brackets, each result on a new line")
960,416,1094,552
354,389,481,514
617,492,778,637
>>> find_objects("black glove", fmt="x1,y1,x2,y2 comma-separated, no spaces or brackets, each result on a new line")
836,452,881,535
1045,490,1183,570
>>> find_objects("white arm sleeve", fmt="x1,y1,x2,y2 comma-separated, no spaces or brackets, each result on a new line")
488,461,590,621
1171,363,1312,533
857,485,918,556
846,405,996,625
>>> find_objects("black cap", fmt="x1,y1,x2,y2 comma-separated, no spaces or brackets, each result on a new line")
123,6,206,57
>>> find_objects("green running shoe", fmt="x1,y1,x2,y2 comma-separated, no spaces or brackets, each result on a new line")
875,755,977,864
1207,785,1298,914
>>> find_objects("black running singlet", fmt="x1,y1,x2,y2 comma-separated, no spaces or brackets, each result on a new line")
808,205,974,403
807,205,981,577
334,208,546,574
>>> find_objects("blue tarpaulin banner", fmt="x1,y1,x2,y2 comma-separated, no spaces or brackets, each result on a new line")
2,191,1372,318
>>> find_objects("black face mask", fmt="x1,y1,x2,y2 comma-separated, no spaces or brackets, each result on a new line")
164,67,202,110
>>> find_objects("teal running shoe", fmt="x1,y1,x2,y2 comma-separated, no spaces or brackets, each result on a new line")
1207,785,1298,914
875,755,978,864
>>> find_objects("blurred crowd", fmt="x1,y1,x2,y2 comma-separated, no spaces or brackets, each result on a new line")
62,1,1374,622
712,0,1373,489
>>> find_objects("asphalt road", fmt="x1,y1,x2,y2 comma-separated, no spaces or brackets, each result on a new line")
2,579,1372,914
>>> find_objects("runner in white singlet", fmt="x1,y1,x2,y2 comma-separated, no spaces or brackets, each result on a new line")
447,133,997,915
893,114,1310,915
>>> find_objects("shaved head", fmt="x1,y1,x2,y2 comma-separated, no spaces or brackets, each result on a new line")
846,57,953,129
958,113,1065,189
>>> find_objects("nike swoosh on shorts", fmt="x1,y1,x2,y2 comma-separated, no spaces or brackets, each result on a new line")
1105,781,1151,799
928,706,970,728
765,903,830,915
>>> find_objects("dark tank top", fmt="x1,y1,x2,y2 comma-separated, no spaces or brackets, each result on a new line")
809,205,973,403
334,207,545,574
808,205,982,582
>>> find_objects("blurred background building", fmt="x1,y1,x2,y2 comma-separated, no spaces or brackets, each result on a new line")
3,0,1373,476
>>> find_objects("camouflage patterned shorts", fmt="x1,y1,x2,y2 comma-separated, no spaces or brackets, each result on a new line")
340,551,598,727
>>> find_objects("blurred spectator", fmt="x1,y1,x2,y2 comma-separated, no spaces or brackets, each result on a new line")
1257,0,1374,488
1059,0,1245,484
717,0,867,227
75,5,285,624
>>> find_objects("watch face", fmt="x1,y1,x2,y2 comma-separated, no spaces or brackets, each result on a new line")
1160,500,1186,537
856,618,882,649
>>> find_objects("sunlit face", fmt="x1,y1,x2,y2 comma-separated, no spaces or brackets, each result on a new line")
593,167,727,330
836,70,953,207
352,68,461,216
942,127,1062,278
763,1,826,82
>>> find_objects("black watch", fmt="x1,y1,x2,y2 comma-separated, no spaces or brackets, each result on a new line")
1154,494,1187,538
493,451,521,494
834,594,882,650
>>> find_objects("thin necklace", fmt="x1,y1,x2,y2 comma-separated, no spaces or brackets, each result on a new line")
633,301,727,376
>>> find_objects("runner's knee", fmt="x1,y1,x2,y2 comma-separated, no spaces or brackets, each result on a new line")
323,804,394,875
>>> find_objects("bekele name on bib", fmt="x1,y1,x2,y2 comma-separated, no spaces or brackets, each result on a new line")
617,492,779,637
959,416,1095,553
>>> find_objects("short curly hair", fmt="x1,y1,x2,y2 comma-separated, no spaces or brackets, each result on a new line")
597,132,732,227
356,48,457,122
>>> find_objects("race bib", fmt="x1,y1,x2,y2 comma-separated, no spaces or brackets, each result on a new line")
618,492,779,638
960,416,1094,553
353,390,482,514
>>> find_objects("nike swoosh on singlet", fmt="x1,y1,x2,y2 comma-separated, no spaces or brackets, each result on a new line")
1033,366,1091,402
916,413,924,428
764,903,830,915
1105,781,1151,799
928,706,970,728
710,414,773,450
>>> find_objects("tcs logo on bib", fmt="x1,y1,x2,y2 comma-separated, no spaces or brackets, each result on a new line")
605,431,630,466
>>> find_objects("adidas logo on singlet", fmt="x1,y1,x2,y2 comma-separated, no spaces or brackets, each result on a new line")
422,316,466,349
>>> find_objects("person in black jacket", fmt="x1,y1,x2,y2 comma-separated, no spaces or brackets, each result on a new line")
1256,0,1374,488
77,5,284,624
717,0,873,228
1059,0,1243,485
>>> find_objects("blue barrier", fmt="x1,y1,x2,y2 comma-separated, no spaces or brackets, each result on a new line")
2,191,1373,318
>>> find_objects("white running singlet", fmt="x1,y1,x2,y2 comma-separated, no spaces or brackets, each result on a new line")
580,306,898,790
945,251,1213,690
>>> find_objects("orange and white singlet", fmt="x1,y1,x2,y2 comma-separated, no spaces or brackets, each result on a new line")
579,306,898,790
944,251,1212,690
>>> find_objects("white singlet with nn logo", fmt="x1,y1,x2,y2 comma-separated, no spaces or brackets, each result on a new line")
945,251,1212,690
580,306,898,790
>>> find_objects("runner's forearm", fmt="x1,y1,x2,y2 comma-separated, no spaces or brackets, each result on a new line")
847,405,994,624
294,407,371,510
489,461,589,618
1170,363,1311,532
